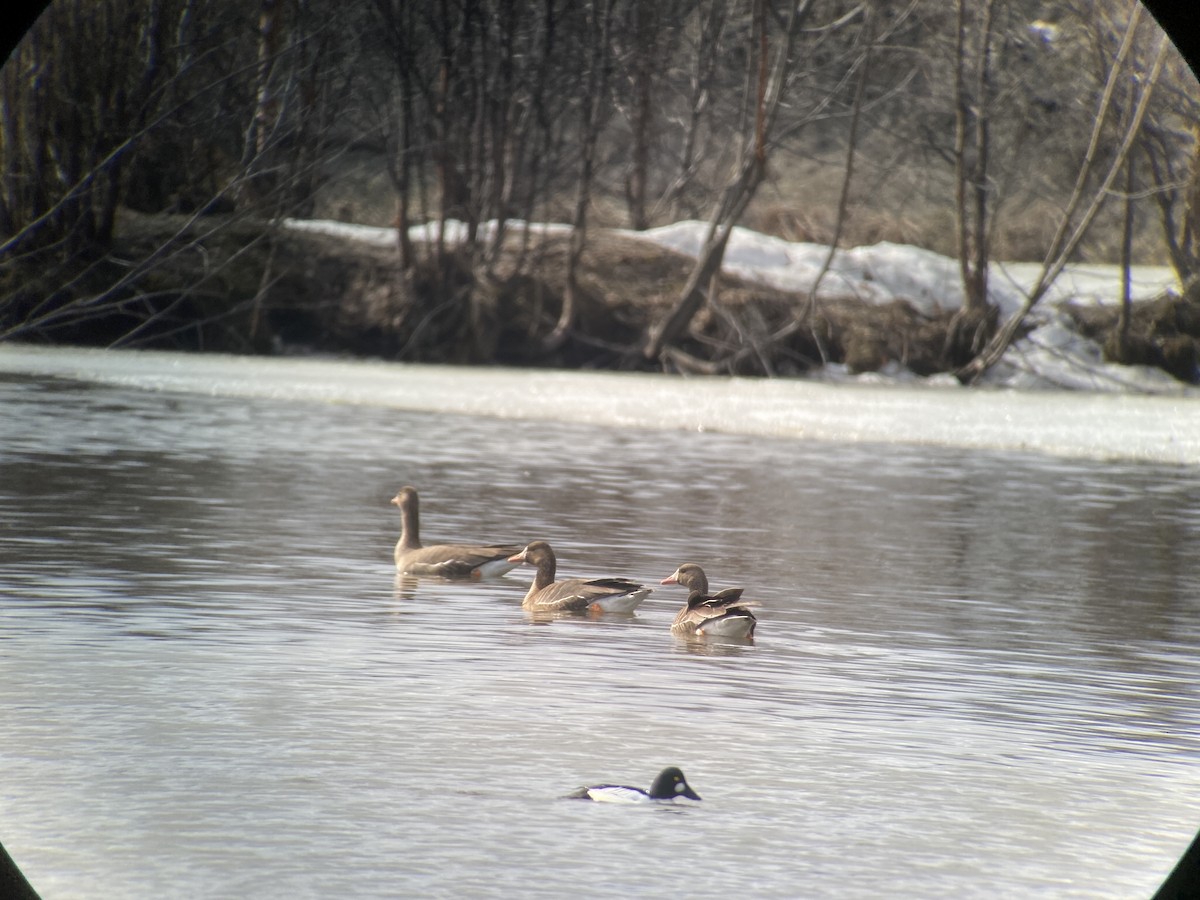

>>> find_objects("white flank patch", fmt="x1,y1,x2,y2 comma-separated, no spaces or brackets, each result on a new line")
587,786,649,804
474,558,520,579
699,616,755,638
593,589,651,614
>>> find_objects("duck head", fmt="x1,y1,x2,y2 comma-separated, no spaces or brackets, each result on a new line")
662,563,708,595
648,766,701,801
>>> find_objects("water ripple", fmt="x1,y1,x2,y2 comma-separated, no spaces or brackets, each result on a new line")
2,373,1200,898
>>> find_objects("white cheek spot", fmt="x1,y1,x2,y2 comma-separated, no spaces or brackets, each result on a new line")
675,782,686,794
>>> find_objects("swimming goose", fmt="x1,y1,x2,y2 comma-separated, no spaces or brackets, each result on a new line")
566,767,702,803
661,563,758,638
391,486,522,579
508,541,651,613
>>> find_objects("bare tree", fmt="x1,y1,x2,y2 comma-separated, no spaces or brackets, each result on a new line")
0,0,356,348
612,0,696,230
959,4,1171,381
1139,27,1200,296
643,0,817,362
5,0,1196,375
659,0,730,223
546,0,616,348
0,0,174,257
952,0,996,317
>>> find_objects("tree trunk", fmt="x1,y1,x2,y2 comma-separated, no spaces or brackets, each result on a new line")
240,0,282,207
546,0,612,349
624,2,657,231
663,1,726,222
952,0,995,315
1117,152,1136,347
808,17,872,316
960,24,1169,382
643,0,810,362
644,214,740,361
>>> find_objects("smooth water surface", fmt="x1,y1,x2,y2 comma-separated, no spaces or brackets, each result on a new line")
2,359,1200,898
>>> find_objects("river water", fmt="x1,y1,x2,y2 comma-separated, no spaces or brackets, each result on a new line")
2,346,1200,898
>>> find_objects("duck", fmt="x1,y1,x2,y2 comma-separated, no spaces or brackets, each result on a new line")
565,767,702,803
661,563,758,638
507,541,651,613
390,486,522,579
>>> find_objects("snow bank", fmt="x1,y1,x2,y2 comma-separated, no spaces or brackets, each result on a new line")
282,217,573,247
283,217,1189,394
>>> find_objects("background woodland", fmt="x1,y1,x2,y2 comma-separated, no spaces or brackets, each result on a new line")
2,0,1199,380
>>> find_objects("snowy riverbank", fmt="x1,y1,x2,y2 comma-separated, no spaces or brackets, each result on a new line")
285,217,1190,395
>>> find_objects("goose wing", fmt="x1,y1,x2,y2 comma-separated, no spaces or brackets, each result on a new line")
399,543,523,578
529,578,646,611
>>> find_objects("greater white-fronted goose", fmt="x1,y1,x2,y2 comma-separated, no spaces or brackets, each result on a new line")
391,486,522,579
564,766,702,803
508,541,651,613
661,563,758,638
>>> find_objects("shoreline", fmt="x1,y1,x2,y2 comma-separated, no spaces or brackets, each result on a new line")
3,343,1198,465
